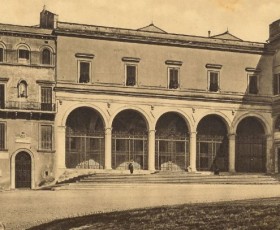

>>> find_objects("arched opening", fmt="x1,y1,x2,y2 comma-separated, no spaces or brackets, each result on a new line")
42,48,51,65
15,151,31,188
65,107,105,169
236,117,266,172
112,110,148,170
197,115,228,171
17,80,28,98
155,112,189,171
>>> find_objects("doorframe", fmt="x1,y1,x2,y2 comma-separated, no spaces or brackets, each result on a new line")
10,149,35,189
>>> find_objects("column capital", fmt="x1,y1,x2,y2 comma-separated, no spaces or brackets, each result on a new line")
148,129,156,134
190,132,197,137
57,126,66,131
104,127,112,135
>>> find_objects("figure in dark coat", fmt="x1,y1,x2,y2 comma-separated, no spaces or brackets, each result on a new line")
129,161,134,174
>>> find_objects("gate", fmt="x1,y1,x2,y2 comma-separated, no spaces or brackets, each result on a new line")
15,152,31,188
197,135,228,171
155,133,189,171
112,132,148,170
236,135,266,172
66,129,105,169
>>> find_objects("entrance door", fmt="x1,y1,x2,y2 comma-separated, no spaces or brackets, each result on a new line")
15,152,31,188
0,84,4,109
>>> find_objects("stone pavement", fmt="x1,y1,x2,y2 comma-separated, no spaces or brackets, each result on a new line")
1,184,280,229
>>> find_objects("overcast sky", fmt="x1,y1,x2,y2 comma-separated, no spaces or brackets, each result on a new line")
1,0,280,42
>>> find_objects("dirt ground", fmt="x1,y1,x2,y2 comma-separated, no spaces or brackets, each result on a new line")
1,184,280,229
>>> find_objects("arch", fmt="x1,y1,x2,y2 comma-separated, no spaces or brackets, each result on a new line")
10,149,35,189
232,112,271,135
155,109,193,133
109,106,152,130
111,108,150,170
17,80,28,98
155,111,190,171
17,43,31,63
65,106,106,169
40,46,53,65
274,115,280,131
60,103,109,128
0,42,6,63
195,111,231,134
196,114,229,172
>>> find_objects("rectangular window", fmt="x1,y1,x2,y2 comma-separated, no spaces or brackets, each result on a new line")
274,74,280,95
40,125,53,150
248,75,258,94
0,84,4,109
19,49,30,60
41,87,52,111
168,68,179,89
0,123,5,150
79,62,90,83
209,71,219,92
126,65,136,86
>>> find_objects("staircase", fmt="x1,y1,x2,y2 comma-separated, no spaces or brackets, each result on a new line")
51,172,279,190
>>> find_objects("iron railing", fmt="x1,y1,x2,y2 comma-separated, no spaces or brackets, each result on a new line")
0,101,56,112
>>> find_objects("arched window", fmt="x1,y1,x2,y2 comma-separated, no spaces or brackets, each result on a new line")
0,43,5,63
18,45,30,64
42,48,51,65
18,80,28,98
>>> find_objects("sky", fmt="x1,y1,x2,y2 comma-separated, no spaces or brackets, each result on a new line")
0,0,280,42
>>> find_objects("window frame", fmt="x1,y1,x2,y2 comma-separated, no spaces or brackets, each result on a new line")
207,70,220,92
167,66,180,89
274,73,280,95
17,45,30,64
125,64,137,87
247,74,259,95
77,60,91,84
41,48,52,65
0,122,6,151
0,43,6,63
39,124,53,151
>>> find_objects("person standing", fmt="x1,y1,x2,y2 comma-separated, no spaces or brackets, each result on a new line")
129,160,134,174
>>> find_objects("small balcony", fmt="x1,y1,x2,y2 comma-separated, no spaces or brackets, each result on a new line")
0,101,56,112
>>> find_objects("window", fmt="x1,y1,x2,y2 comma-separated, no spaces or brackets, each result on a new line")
208,71,219,92
0,48,3,63
126,65,137,86
248,75,258,94
79,61,90,83
19,49,29,60
0,122,5,150
41,87,52,111
168,68,179,89
18,81,27,98
40,125,53,150
274,73,280,95
42,48,51,65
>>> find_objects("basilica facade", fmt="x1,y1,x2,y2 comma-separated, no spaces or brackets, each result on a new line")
1,8,280,189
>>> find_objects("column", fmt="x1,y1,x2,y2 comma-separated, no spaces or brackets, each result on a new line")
148,130,156,171
228,133,236,173
189,132,197,172
56,126,66,169
104,127,112,170
266,134,273,173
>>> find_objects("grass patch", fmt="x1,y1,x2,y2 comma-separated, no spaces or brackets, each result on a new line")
28,197,280,230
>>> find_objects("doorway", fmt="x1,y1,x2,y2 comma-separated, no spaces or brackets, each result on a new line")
15,151,31,188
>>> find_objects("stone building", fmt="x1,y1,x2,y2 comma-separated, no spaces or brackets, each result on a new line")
2,8,280,189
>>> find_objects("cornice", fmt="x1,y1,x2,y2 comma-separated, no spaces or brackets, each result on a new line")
54,29,267,55
0,30,56,40
54,86,273,106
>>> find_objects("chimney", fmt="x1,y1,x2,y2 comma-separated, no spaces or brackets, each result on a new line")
40,7,58,29
208,30,211,37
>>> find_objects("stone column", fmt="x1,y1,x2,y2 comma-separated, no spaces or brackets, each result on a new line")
56,126,66,170
189,132,197,172
228,133,236,173
266,134,273,173
148,130,156,171
104,128,112,170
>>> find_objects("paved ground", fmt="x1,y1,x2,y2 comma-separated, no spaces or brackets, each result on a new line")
1,184,280,229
